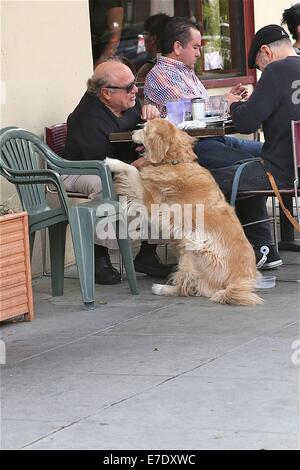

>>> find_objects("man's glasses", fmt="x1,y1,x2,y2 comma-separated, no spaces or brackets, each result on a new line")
104,80,137,94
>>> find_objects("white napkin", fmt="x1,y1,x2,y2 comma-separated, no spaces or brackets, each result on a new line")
177,120,207,130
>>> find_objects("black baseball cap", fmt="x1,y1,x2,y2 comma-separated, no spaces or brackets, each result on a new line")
248,24,290,69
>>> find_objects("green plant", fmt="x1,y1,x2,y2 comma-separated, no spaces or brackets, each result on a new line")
0,195,18,216
0,201,14,216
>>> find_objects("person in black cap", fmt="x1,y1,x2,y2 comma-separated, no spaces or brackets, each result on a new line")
247,24,292,69
282,3,300,54
224,24,299,269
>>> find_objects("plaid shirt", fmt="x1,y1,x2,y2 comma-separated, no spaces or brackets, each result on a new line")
144,56,209,115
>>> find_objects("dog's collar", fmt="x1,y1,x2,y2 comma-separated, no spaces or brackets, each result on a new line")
151,159,196,165
158,160,180,165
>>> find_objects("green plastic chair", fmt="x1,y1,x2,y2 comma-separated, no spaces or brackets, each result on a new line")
0,127,138,308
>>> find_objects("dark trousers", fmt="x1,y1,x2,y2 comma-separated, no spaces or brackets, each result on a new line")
195,136,274,247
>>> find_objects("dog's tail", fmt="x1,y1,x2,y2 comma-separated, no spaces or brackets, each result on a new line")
211,279,263,306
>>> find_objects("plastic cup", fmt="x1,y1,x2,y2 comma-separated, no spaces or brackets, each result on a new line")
183,99,192,121
205,95,226,118
166,100,185,126
255,275,276,289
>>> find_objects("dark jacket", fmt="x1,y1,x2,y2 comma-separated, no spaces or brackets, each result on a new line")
231,56,300,185
64,92,141,162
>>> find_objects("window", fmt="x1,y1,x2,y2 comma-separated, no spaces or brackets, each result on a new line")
195,0,246,78
89,0,255,87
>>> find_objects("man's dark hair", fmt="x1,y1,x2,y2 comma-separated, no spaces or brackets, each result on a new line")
282,3,300,40
160,16,200,55
144,13,171,36
144,13,171,52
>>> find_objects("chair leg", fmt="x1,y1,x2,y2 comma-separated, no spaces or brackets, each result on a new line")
69,208,95,308
294,186,300,225
164,244,168,264
48,222,67,297
119,251,124,280
41,228,48,276
116,220,138,295
271,197,279,251
29,232,35,261
279,195,294,243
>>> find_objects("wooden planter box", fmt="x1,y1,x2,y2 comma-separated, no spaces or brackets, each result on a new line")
0,212,34,321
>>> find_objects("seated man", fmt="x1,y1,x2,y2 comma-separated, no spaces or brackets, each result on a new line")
225,26,299,199
144,16,282,269
228,24,298,186
63,58,173,285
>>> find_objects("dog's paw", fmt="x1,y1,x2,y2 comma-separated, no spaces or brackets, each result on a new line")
132,129,144,144
152,283,164,296
152,284,178,296
104,157,119,172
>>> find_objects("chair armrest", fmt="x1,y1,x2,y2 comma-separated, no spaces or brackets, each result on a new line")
234,157,263,165
0,165,70,214
1,128,116,201
43,149,116,200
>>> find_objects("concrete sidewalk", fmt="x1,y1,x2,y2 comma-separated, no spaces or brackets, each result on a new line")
1,250,299,450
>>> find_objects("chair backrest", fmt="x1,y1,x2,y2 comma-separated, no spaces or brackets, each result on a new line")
0,128,48,212
292,120,300,182
44,123,87,199
45,123,67,157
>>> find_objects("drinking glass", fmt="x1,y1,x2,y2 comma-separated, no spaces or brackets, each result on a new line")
205,95,226,118
166,100,185,126
183,99,192,121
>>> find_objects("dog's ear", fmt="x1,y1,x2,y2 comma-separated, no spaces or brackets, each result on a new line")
145,126,169,164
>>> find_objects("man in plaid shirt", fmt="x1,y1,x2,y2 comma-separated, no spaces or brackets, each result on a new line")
145,55,209,115
144,17,249,121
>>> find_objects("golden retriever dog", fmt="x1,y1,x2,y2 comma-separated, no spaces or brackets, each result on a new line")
106,118,262,306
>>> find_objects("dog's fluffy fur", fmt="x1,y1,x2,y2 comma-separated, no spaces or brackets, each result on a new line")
106,118,262,306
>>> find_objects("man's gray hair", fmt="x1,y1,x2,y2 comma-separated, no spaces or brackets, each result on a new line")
268,37,293,51
86,56,123,95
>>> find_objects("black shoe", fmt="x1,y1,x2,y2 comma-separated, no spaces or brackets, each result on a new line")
255,245,282,270
134,252,175,277
261,245,283,270
95,254,121,285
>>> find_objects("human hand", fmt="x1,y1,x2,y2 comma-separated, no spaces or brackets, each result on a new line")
131,157,146,170
224,92,243,109
229,83,250,100
141,104,160,121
